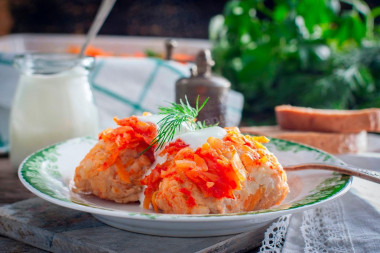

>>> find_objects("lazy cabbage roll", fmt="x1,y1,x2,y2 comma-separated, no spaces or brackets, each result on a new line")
73,116,157,203
142,127,289,214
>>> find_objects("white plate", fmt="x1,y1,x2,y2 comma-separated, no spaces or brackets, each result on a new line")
18,137,352,237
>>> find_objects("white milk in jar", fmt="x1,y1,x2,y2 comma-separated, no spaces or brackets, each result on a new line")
10,54,99,169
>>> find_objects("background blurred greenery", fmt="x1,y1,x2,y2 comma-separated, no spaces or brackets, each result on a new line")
210,0,380,125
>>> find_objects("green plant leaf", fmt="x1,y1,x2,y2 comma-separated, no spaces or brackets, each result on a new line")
209,0,380,123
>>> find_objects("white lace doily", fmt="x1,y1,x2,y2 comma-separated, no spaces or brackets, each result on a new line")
259,199,354,252
259,215,291,252
301,200,354,253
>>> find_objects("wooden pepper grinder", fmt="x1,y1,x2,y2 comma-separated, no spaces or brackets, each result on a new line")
165,39,177,60
175,49,230,127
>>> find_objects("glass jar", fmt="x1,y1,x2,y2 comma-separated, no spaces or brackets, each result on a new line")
10,53,99,169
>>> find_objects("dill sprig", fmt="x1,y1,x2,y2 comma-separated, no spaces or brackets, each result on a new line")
142,95,209,153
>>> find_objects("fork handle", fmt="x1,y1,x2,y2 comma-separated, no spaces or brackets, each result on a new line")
284,163,380,184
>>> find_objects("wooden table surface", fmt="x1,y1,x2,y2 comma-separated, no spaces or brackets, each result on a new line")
0,156,45,252
0,157,34,204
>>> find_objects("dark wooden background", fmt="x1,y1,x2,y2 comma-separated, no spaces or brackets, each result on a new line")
0,0,228,38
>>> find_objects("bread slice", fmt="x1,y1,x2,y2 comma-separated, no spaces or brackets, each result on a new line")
240,125,367,154
275,105,380,133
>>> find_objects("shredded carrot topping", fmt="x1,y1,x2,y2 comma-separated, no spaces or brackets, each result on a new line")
97,116,157,181
141,128,273,210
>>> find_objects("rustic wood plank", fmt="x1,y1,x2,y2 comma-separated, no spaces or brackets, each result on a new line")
0,157,34,206
198,227,266,253
0,198,266,253
0,157,46,252
0,235,48,253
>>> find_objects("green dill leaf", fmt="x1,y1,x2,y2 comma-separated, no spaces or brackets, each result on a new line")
197,97,209,113
140,95,210,155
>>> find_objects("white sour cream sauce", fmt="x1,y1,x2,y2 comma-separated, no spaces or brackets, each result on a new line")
171,126,227,150
136,115,227,206
136,114,164,125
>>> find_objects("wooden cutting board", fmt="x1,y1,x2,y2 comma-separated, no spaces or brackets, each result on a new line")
0,198,268,253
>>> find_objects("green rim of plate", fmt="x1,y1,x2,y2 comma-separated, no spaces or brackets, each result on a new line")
19,137,351,219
